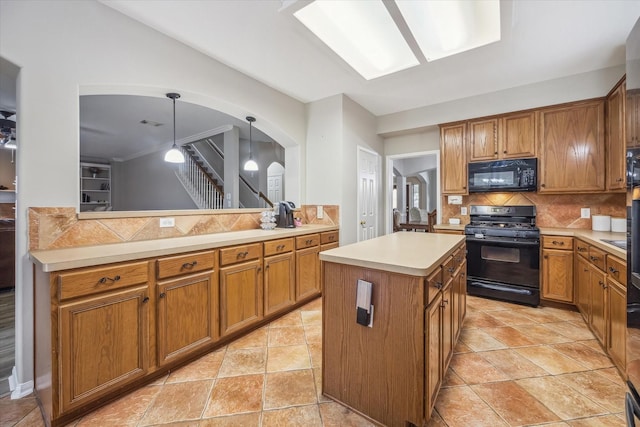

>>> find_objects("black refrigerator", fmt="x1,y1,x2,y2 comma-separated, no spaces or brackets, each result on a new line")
627,16,640,427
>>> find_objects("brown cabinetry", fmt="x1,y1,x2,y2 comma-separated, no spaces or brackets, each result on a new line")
219,243,263,337
468,113,536,162
468,118,498,161
541,236,574,303
440,123,467,195
607,272,627,371
627,88,640,147
538,100,606,193
263,238,295,316
296,234,321,301
606,78,626,190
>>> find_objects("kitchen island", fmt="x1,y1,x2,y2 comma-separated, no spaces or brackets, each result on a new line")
319,232,466,427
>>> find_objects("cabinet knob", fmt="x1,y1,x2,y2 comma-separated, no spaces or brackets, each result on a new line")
617,178,624,182
540,184,546,188
503,150,507,154
159,292,166,298
434,281,442,289
494,151,498,155
142,296,149,304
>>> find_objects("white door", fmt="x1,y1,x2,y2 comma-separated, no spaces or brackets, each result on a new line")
267,174,282,202
357,147,380,241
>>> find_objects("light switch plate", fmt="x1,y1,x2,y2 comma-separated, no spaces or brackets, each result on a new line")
581,208,591,219
317,206,324,219
159,217,175,228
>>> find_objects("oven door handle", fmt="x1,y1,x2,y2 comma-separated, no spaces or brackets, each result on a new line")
465,236,540,246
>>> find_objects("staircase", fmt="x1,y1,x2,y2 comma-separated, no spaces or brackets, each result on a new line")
175,146,225,209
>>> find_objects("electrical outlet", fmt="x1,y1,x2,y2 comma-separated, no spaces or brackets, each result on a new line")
159,217,175,228
581,208,591,219
461,206,468,216
317,206,324,219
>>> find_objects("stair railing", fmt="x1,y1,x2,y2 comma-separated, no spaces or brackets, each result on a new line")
175,148,224,209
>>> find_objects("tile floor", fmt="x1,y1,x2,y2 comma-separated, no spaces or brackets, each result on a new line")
1,295,629,427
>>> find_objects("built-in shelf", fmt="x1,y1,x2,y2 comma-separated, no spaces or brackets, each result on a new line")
80,162,111,212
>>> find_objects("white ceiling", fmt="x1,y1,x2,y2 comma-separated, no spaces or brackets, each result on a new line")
102,0,640,117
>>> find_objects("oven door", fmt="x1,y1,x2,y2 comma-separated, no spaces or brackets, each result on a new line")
466,236,540,288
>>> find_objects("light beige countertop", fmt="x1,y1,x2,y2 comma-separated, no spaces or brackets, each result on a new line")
31,224,338,272
433,224,465,232
319,232,465,277
540,227,626,259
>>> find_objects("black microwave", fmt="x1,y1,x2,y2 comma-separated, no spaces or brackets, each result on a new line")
468,158,537,193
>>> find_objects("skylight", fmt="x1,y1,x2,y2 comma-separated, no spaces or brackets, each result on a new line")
293,0,501,79
293,1,419,80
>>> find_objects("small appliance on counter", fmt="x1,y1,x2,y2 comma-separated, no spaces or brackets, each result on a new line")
276,201,296,228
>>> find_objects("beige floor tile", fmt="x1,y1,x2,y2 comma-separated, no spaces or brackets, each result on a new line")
435,385,508,427
76,385,160,426
264,369,317,410
515,345,589,375
466,296,513,312
317,401,376,427
138,380,213,426
513,306,568,323
301,310,322,326
480,349,548,380
145,421,200,427
0,394,39,425
550,342,614,370
301,297,322,311
308,341,322,368
472,381,561,425
304,324,322,344
425,410,448,426
481,326,537,347
557,371,627,413
594,367,627,385
542,321,597,341
227,328,268,350
463,311,507,328
217,348,267,377
268,325,306,347
166,349,226,383
459,328,508,351
202,374,264,418
566,414,626,426
453,340,472,354
450,353,510,384
269,310,303,328
517,376,608,420
199,412,261,426
483,309,540,326
540,306,584,322
13,407,45,427
512,324,574,345
313,368,332,403
267,344,311,372
262,404,323,426
442,368,466,387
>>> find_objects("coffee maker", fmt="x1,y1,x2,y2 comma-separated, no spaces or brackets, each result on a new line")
276,201,296,228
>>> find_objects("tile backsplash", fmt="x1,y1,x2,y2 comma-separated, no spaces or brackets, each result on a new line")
441,193,626,229
29,205,339,251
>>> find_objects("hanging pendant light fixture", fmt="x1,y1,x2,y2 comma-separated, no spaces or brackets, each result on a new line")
164,92,185,163
244,116,258,171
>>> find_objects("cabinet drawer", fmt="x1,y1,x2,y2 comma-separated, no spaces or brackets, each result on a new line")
607,255,627,284
156,250,215,280
58,261,149,300
220,243,262,266
426,267,443,305
542,236,573,250
442,255,456,283
452,245,466,266
296,234,320,249
575,240,589,258
588,246,606,271
320,231,339,245
264,238,294,257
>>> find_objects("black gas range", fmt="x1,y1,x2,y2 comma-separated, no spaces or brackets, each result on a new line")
465,205,541,306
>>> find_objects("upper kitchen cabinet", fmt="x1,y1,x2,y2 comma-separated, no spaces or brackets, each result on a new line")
440,122,467,195
606,77,626,191
468,113,536,162
538,100,605,193
628,88,640,147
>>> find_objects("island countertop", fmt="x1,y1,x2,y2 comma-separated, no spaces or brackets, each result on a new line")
319,232,465,277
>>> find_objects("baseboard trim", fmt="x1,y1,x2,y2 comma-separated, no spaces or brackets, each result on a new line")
9,366,33,399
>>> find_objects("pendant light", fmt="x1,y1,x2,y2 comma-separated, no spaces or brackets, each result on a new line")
244,116,258,171
164,92,185,163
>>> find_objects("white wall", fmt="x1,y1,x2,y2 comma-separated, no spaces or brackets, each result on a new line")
0,0,306,392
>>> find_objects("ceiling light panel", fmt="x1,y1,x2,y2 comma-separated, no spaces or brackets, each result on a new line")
294,0,419,80
396,0,501,61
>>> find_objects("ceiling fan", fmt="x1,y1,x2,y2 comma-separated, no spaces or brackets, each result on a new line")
0,110,16,148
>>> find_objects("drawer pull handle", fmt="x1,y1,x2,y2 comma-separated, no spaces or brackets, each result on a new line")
552,240,564,245
590,256,599,262
237,251,249,259
447,267,455,273
578,247,587,252
159,292,166,298
99,275,120,284
434,281,442,289
181,261,198,269
609,266,619,274
142,297,149,304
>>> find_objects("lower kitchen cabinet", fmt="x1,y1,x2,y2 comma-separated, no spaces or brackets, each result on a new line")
264,251,295,316
157,271,218,365
575,255,591,321
425,292,443,412
608,276,627,370
219,258,263,337
59,285,149,413
296,234,321,301
541,236,574,303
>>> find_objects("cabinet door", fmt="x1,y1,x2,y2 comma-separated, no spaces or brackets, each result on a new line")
500,112,536,159
468,118,498,161
441,281,454,371
425,292,442,415
59,286,149,412
459,261,467,328
575,255,591,321
541,248,574,303
607,278,627,371
157,272,217,366
296,246,320,301
627,90,640,147
590,266,607,344
440,123,467,195
264,252,295,316
607,80,626,190
538,101,605,193
219,259,263,336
